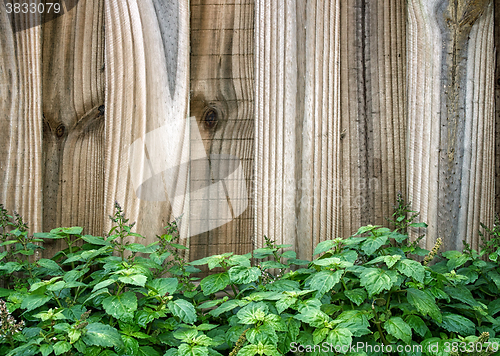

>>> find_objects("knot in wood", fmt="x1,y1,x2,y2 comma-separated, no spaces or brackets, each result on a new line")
203,108,218,130
56,124,65,138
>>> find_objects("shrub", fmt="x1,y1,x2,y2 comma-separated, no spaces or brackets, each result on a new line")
0,202,499,356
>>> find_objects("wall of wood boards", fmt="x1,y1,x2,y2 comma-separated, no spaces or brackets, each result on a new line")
0,0,497,260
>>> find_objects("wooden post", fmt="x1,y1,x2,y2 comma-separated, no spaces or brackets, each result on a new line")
254,1,341,259
340,0,407,236
41,0,105,252
189,0,255,261
407,0,495,250
103,0,191,246
0,6,43,234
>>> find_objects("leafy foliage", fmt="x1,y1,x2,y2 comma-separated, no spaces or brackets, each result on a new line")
0,201,499,356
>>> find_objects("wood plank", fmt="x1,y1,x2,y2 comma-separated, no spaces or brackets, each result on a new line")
0,7,43,235
254,1,341,260
495,0,500,218
407,0,495,250
41,0,105,254
340,0,407,236
104,0,191,247
189,0,255,262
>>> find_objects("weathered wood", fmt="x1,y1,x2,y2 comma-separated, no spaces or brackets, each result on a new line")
103,0,191,246
407,0,495,250
495,0,500,218
41,0,105,254
254,1,341,260
0,8,43,235
340,0,407,236
189,0,255,261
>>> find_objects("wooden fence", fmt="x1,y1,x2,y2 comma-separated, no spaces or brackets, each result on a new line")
0,0,498,261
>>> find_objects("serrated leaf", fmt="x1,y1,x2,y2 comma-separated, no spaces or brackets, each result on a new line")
21,294,51,312
360,268,394,297
237,302,268,325
40,344,53,356
168,299,197,324
81,235,109,246
209,300,241,317
440,313,475,336
405,315,429,338
228,266,261,284
396,259,425,283
148,278,178,296
53,341,71,356
102,292,137,322
384,317,412,344
407,288,442,323
306,270,343,298
83,322,122,348
314,240,337,255
92,279,116,292
344,289,367,306
361,235,388,255
326,328,352,347
118,274,147,287
200,272,230,296
37,259,63,274
354,225,379,236
178,344,207,356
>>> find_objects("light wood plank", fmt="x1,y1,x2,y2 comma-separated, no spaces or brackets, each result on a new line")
103,0,191,246
407,0,495,250
41,0,105,255
189,0,255,262
340,0,407,236
0,7,43,235
254,1,341,260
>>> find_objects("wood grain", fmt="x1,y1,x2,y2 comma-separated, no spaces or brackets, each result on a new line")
0,7,43,235
254,1,341,260
340,0,407,236
189,0,255,261
495,0,500,218
103,0,191,247
41,0,105,255
407,0,495,250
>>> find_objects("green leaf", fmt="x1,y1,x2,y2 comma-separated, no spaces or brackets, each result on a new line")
200,272,230,296
168,299,197,324
92,279,116,292
138,346,161,356
306,270,343,298
354,225,379,236
21,294,51,312
53,341,71,356
228,266,261,284
0,262,22,274
148,278,178,296
178,344,207,356
359,268,394,297
209,300,241,317
444,286,484,308
237,302,268,324
102,292,138,322
405,315,429,338
81,235,109,246
384,317,412,344
118,274,147,287
40,344,53,356
440,313,475,336
326,328,353,347
361,235,388,255
344,289,367,306
37,259,63,274
406,288,442,323
409,222,427,228
313,240,337,255
237,345,258,356
396,259,425,283
83,322,122,348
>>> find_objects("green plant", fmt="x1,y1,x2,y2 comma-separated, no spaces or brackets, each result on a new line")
480,215,500,261
0,202,499,356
